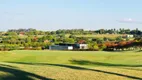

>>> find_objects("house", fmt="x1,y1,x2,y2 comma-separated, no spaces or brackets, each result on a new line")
76,44,88,49
122,34,134,38
76,40,88,49
19,32,25,35
49,43,88,50
49,45,73,50
49,43,74,50
126,35,134,38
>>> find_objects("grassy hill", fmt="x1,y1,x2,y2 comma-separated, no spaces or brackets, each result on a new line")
0,50,142,80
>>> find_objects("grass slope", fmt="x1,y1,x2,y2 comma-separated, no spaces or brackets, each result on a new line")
0,50,142,80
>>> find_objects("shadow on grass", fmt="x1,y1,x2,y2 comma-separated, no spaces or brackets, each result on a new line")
0,63,54,80
70,60,142,73
135,50,142,52
70,60,142,67
6,62,142,80
122,67,142,71
0,64,18,68
104,50,127,53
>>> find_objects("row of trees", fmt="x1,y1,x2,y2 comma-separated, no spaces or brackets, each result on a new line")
2,28,142,35
104,38,142,51
82,38,142,51
0,28,141,51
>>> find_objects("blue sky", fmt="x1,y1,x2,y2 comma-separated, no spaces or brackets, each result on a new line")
0,0,142,31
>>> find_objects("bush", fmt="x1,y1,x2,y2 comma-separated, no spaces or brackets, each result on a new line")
0,45,20,51
32,47,42,50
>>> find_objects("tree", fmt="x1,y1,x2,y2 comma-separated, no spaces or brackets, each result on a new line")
116,36,123,41
99,44,106,50
69,34,76,39
63,38,75,44
26,37,32,44
96,38,104,44
88,42,99,50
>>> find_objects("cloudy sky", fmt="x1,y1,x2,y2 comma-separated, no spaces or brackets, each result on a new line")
0,0,142,31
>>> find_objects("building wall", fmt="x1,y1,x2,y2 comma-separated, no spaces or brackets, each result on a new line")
79,44,88,49
127,35,134,38
49,45,73,50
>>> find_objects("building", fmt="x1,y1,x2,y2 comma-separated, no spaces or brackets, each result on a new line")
49,43,88,50
77,40,88,49
126,35,134,38
49,45,73,50
76,44,88,49
122,34,134,38
49,43,75,50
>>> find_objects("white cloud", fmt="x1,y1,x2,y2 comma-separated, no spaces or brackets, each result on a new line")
123,18,134,22
117,18,142,24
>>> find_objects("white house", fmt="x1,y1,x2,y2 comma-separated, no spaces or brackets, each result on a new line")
76,44,88,49
126,35,134,38
122,34,134,38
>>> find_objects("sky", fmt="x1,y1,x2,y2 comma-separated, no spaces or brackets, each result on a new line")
0,0,142,31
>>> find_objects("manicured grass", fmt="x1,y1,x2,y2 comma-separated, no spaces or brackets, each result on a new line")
0,50,142,80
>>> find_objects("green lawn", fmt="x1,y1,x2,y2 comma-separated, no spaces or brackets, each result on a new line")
0,50,142,80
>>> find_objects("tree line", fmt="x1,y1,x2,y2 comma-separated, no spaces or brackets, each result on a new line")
4,28,142,35
0,28,141,51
